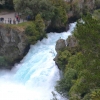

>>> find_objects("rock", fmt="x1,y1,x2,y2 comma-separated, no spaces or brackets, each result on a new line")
0,25,28,69
54,35,78,69
55,39,66,52
54,39,66,68
67,0,96,20
66,35,78,48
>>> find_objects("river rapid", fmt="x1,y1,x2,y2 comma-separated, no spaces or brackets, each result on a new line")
0,23,76,100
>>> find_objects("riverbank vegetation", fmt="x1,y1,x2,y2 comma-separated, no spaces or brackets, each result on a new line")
0,0,13,9
13,0,68,31
25,14,46,44
0,1,100,99
12,0,100,43
55,14,100,100
1,0,100,44
13,0,68,44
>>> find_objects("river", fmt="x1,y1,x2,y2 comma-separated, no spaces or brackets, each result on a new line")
0,23,76,100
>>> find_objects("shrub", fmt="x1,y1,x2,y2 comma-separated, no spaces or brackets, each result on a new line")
25,14,46,44
56,68,77,97
57,50,71,70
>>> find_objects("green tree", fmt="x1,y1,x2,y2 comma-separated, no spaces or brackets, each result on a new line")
35,14,46,38
69,14,100,99
13,0,54,20
25,14,46,44
55,14,100,100
56,68,77,97
25,23,39,44
50,0,68,28
57,50,71,70
5,0,14,9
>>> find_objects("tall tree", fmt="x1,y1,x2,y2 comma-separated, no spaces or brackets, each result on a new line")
13,0,54,20
5,0,14,9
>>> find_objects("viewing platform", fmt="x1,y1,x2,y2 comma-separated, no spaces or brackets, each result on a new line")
0,12,26,24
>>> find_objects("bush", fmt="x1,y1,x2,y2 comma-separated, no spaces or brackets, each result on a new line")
56,68,77,97
25,14,46,44
55,14,100,100
57,50,71,70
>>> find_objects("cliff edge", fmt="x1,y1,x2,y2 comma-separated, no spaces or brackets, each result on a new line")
0,24,28,69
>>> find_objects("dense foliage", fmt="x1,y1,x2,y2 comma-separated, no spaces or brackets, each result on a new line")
55,14,100,100
25,14,46,44
14,0,54,20
0,0,13,9
12,0,100,32
0,0,100,98
13,0,68,30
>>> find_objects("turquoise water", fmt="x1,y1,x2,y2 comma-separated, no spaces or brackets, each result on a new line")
0,23,76,100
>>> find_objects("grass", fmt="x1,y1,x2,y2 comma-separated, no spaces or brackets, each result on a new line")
0,21,33,31
15,21,33,28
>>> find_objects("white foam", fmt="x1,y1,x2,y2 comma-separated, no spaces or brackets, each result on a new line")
0,23,76,100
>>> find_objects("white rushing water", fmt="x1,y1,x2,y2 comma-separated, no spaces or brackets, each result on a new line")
0,23,76,100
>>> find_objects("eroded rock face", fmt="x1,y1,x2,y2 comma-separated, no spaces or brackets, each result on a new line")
66,35,78,48
67,0,96,20
55,39,66,52
54,39,66,66
54,36,78,69
0,25,28,69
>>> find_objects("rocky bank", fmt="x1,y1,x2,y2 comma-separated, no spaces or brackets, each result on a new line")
54,35,78,68
0,24,28,69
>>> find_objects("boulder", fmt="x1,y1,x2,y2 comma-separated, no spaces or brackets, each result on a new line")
55,39,66,52
54,39,66,67
66,35,78,48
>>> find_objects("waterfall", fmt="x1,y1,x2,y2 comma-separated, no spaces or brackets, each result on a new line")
0,23,76,100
